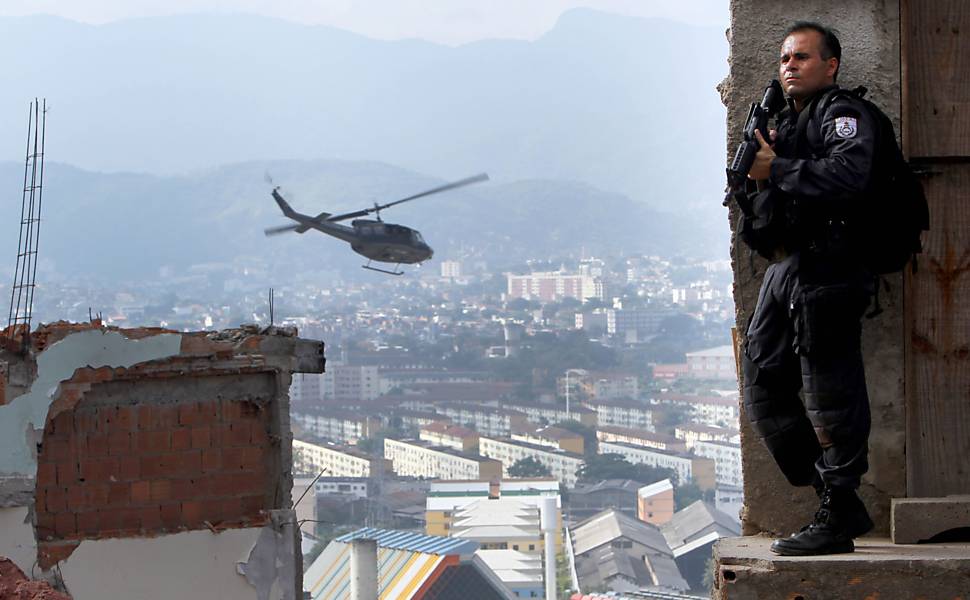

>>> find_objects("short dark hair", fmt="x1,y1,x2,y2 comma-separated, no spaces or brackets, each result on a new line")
785,21,842,79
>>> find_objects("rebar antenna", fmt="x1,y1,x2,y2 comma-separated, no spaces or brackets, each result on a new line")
6,99,47,352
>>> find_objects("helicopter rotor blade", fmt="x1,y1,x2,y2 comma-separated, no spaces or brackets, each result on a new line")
325,173,489,222
264,223,301,236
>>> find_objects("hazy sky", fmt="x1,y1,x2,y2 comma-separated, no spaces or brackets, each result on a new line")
0,0,728,44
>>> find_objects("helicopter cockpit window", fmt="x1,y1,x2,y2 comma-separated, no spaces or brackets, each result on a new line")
412,231,425,244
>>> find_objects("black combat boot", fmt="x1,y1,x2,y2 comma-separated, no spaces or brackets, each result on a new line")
770,487,855,556
809,478,874,539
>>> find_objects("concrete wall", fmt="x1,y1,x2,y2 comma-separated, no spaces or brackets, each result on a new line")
723,0,904,536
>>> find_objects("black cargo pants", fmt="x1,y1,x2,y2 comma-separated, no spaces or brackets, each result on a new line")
742,251,873,490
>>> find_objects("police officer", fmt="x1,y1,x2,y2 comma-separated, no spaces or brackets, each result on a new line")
743,22,876,555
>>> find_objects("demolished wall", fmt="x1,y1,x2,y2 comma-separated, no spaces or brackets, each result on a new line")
722,0,904,536
0,322,324,600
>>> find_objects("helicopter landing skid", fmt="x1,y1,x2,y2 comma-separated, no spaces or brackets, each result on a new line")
362,261,404,276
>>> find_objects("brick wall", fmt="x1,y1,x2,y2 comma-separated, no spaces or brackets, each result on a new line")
34,368,280,568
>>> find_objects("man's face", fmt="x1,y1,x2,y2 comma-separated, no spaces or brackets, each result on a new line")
779,30,838,100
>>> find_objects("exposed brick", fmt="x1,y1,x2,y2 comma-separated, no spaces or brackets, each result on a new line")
66,485,85,510
160,503,182,529
190,427,211,449
130,481,151,504
240,400,261,418
107,482,131,507
114,405,135,430
41,439,71,462
118,508,141,532
84,484,109,508
211,425,232,447
108,431,131,456
54,512,76,537
202,449,222,473
79,458,118,483
137,404,153,430
118,455,140,481
38,542,80,569
241,495,267,515
50,411,73,436
36,462,56,485
250,423,270,446
76,510,100,536
227,422,252,446
140,506,162,530
147,404,179,430
45,488,68,513
150,479,172,502
181,501,205,527
56,460,79,486
221,447,248,471
171,428,191,451
220,497,244,520
178,403,202,427
35,511,56,541
98,406,117,430
73,407,99,433
85,433,109,458
96,508,122,533
134,430,170,454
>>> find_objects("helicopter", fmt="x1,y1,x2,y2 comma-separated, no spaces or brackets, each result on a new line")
264,173,488,275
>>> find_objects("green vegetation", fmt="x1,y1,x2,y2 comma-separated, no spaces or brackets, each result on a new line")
508,457,552,478
576,453,674,484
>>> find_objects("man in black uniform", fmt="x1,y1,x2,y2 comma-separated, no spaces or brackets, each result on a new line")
743,22,876,555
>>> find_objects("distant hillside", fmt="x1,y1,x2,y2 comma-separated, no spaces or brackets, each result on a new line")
0,10,728,218
0,160,727,284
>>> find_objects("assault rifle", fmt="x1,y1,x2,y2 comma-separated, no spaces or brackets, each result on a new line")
723,79,786,208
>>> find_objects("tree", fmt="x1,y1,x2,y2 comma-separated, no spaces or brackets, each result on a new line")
673,482,715,511
508,457,552,478
576,453,674,484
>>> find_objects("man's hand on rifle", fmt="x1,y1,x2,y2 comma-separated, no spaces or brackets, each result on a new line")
748,129,777,181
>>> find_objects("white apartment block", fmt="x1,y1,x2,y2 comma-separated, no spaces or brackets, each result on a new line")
289,373,323,404
675,424,741,450
479,437,585,488
685,345,738,381
596,426,687,453
436,404,528,437
324,365,380,402
661,395,740,429
583,399,654,431
503,402,598,428
598,441,715,489
692,440,743,488
420,423,480,453
384,438,502,481
506,271,602,303
291,411,378,445
292,439,389,478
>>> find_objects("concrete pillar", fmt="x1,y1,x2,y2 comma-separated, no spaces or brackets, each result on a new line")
349,538,378,600
540,497,557,600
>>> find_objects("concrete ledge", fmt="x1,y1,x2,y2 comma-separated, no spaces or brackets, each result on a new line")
892,497,970,544
713,536,970,599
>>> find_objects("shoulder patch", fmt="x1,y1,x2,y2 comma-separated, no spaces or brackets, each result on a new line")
834,116,858,138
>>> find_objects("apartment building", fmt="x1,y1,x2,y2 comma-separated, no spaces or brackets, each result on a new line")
479,437,585,488
503,402,598,427
324,364,381,402
692,440,743,488
583,398,654,431
684,345,737,380
291,409,379,445
292,439,391,478
384,438,502,481
511,424,584,455
598,441,715,489
436,403,528,437
420,422,480,452
674,424,741,450
557,369,640,401
596,426,687,453
659,394,740,429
